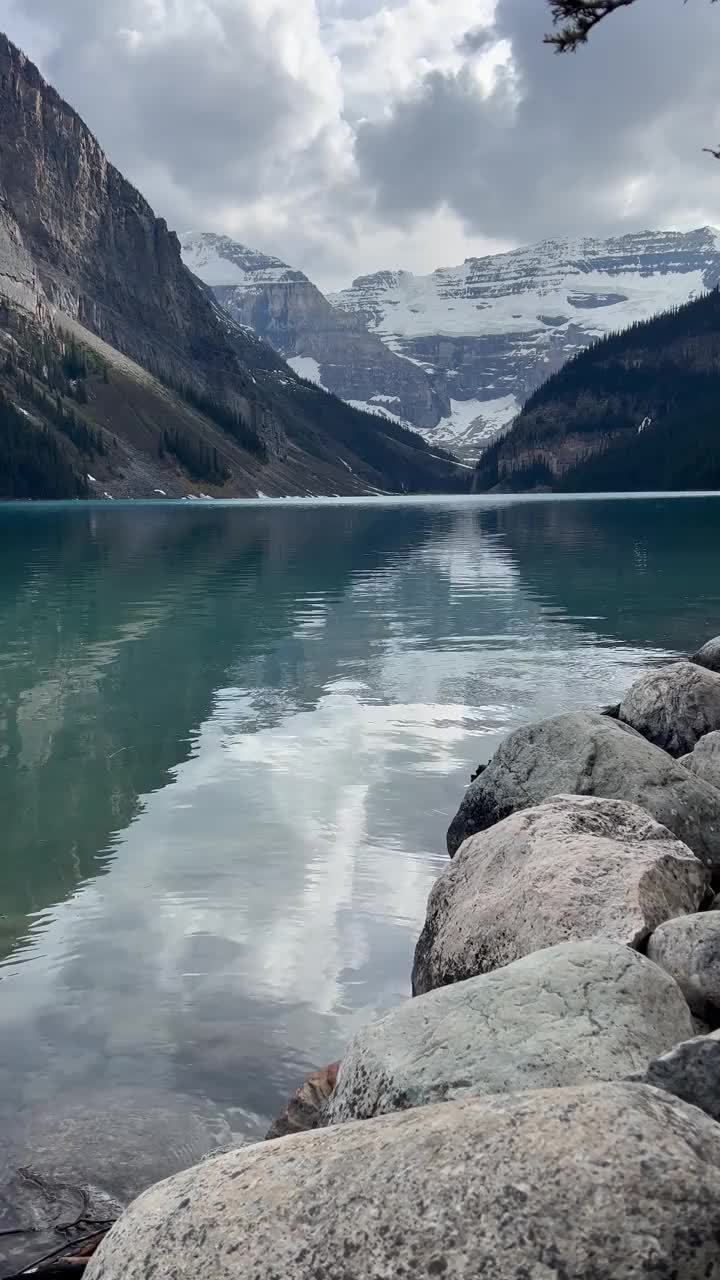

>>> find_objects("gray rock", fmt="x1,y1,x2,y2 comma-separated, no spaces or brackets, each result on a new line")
632,1033,720,1122
619,661,720,757
647,912,720,1020
415,794,709,994
86,1084,720,1280
447,710,720,868
681,731,720,789
326,940,694,1124
692,635,720,674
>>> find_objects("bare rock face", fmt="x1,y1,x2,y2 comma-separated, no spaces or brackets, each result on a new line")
447,711,720,871
631,1032,720,1122
264,1062,339,1140
326,941,693,1125
692,635,720,674
86,1084,720,1280
0,36,251,400
618,661,720,757
681,731,720,790
414,794,709,995
647,912,720,1021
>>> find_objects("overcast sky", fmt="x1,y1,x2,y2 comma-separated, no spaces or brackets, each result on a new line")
2,0,719,290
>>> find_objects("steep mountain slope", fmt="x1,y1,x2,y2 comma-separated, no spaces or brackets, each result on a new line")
180,232,447,431
0,35,462,499
185,227,720,464
473,289,720,493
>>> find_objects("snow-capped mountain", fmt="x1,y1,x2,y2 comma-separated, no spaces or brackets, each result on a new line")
184,229,720,462
181,232,446,432
181,232,307,289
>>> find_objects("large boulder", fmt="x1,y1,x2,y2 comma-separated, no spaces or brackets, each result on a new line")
618,661,720,757
447,710,720,869
86,1084,720,1280
692,635,720,674
647,912,720,1021
631,1032,720,1122
681,731,720,789
326,940,693,1124
414,794,709,995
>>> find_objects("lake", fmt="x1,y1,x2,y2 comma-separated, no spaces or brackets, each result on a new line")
1,494,720,1202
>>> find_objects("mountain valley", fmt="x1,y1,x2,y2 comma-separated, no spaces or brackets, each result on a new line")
183,228,720,463
0,35,462,500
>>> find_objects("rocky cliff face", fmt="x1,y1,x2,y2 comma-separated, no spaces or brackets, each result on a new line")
0,36,462,499
187,227,720,463
0,38,249,398
181,232,447,430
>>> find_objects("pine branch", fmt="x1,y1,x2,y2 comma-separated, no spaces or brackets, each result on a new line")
544,0,716,53
545,2,639,51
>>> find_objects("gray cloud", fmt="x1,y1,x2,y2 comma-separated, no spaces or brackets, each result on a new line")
457,25,496,55
356,0,720,244
1,0,719,288
2,0,354,253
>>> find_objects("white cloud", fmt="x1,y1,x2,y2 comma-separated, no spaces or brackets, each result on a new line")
323,0,497,117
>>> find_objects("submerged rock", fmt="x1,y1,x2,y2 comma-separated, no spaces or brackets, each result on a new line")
14,1088,232,1204
692,635,720,674
85,1084,720,1280
681,730,720,789
326,941,693,1124
631,1032,720,1122
0,1088,231,1277
447,710,720,868
414,794,709,994
618,660,720,757
647,912,720,1021
265,1062,339,1140
0,1169,121,1279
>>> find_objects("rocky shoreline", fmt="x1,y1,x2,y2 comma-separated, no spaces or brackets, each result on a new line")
24,638,720,1277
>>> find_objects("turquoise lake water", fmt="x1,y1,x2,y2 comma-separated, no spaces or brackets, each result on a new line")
1,493,719,1196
